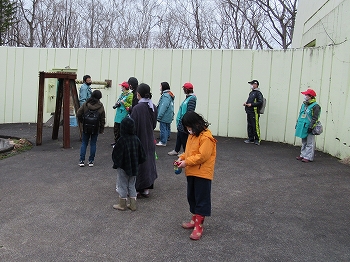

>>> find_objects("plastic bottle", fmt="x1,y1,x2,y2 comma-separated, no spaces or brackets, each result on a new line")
174,162,182,175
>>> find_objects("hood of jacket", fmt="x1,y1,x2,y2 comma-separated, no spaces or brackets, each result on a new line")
86,101,103,111
120,117,135,136
163,90,175,100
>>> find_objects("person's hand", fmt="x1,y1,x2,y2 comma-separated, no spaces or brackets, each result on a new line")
177,160,186,168
307,127,312,134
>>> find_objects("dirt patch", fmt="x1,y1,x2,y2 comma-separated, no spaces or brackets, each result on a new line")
0,138,33,160
339,156,350,166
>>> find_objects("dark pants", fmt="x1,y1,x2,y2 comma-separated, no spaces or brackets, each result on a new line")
246,112,261,142
114,122,120,142
80,132,98,162
175,131,188,152
187,176,212,217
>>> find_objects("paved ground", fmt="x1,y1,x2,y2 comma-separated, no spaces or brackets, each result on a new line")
0,123,350,262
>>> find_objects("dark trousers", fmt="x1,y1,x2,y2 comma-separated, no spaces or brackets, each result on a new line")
187,176,212,216
114,122,120,142
175,131,188,152
246,112,261,142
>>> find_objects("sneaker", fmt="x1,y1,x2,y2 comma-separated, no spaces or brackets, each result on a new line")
88,161,94,167
168,150,178,156
254,141,260,146
79,161,85,167
156,142,166,147
244,140,254,144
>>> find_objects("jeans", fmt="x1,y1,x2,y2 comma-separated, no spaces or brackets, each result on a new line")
116,168,137,198
159,122,170,144
187,176,212,216
80,132,98,162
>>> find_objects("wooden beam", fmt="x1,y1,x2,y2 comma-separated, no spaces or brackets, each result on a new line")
63,78,71,148
36,72,45,146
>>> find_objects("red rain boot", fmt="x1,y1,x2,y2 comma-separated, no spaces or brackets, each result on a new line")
182,214,196,229
190,214,205,240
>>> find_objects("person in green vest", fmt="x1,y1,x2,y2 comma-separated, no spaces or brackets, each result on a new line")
111,81,133,146
168,82,197,156
295,88,321,163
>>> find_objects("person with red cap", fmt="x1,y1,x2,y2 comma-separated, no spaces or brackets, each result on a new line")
111,81,133,146
295,88,321,162
168,82,197,156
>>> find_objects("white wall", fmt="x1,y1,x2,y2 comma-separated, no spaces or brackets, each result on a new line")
292,0,349,47
0,46,350,160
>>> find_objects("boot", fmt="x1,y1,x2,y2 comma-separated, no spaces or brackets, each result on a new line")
113,197,127,211
128,197,137,211
182,214,196,229
190,214,205,240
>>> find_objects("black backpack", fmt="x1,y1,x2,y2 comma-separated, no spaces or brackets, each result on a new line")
83,109,100,134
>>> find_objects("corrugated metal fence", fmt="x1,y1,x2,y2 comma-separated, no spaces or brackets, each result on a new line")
0,45,349,159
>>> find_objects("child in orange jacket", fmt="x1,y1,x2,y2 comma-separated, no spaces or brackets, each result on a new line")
175,111,217,240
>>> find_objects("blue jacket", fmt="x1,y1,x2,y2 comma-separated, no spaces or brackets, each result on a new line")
176,94,197,132
79,83,92,106
157,90,175,124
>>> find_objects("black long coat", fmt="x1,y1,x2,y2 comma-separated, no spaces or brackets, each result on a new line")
130,102,158,191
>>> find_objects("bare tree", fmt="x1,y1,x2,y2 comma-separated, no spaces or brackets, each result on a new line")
7,0,297,49
223,0,297,49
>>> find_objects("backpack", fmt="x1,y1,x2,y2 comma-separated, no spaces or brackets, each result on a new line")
83,109,100,134
260,97,267,114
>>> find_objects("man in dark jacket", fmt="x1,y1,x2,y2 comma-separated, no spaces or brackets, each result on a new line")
243,80,263,145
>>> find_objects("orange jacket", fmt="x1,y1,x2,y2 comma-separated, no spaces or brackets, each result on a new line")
178,129,217,180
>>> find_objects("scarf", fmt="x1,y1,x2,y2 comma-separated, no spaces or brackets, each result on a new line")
138,98,154,112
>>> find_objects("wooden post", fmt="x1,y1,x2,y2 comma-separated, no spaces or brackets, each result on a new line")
63,78,71,148
36,71,78,148
52,79,63,140
36,72,45,146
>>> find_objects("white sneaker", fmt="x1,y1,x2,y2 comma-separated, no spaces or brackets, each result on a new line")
156,142,166,147
168,150,178,156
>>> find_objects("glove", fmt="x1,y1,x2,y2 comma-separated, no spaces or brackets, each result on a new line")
307,127,312,134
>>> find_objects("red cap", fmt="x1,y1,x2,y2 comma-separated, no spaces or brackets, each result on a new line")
301,88,316,97
119,81,130,89
183,82,193,89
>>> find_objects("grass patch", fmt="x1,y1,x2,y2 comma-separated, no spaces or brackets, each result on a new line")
0,138,33,160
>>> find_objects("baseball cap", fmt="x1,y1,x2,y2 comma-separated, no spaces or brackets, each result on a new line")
119,81,130,88
183,82,194,89
301,88,316,97
248,80,259,85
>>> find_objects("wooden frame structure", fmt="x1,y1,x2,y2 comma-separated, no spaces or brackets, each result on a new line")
36,71,80,148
